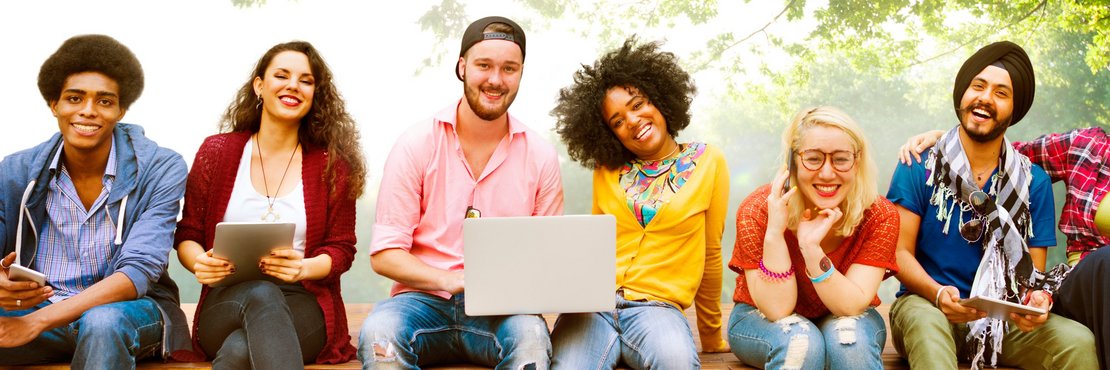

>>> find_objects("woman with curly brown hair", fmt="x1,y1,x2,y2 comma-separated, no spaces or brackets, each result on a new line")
173,41,365,368
550,37,730,369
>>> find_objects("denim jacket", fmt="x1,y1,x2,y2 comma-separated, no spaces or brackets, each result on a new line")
0,123,192,360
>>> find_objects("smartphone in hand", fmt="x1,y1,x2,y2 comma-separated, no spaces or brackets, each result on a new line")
782,154,796,194
9,264,46,286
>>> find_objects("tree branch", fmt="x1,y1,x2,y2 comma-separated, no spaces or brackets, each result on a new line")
908,0,1047,68
693,0,797,71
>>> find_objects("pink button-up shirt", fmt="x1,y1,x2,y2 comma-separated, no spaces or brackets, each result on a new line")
370,100,565,298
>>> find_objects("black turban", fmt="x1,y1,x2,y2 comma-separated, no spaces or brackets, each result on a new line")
952,41,1035,126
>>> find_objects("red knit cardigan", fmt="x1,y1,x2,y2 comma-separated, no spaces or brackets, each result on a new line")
174,132,357,364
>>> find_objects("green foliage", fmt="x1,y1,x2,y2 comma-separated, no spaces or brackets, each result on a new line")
416,0,470,75
521,0,568,18
507,0,721,46
410,0,1110,133
230,0,267,7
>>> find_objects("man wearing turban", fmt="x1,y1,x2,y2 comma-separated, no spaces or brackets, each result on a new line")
884,41,1097,369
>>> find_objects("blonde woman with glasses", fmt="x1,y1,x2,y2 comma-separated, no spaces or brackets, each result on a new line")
727,107,898,370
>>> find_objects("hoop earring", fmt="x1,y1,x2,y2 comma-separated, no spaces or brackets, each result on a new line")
255,94,262,110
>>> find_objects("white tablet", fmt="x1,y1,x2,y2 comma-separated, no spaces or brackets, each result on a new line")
210,222,295,288
960,295,1046,319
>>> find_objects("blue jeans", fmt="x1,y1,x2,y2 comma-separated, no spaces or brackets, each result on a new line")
358,292,550,370
727,303,885,370
549,293,699,370
0,297,162,369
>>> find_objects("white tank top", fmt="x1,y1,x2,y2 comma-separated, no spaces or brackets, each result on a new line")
222,138,308,253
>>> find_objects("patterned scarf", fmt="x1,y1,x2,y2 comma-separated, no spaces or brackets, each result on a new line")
925,127,1036,369
619,143,704,227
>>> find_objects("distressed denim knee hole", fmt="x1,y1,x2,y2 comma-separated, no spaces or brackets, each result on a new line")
770,314,813,370
783,334,810,370
834,315,861,345
771,314,811,334
371,341,397,362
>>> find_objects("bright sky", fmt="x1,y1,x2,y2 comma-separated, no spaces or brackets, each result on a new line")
0,0,790,186
4,0,451,177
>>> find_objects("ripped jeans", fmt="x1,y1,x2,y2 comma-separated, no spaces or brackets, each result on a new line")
357,292,550,370
727,303,885,370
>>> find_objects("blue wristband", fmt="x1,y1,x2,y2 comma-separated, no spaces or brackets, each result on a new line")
809,265,835,283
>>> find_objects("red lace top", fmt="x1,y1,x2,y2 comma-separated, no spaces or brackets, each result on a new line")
729,185,900,318
174,132,357,363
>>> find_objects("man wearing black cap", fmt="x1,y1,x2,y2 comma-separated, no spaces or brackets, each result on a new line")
884,41,1097,369
358,16,562,370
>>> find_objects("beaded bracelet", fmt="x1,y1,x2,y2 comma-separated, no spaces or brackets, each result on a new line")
758,259,794,282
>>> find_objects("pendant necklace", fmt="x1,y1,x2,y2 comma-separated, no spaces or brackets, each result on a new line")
256,134,300,222
640,141,681,162
635,142,681,178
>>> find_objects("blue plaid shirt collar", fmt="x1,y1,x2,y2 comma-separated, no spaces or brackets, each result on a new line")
48,138,117,181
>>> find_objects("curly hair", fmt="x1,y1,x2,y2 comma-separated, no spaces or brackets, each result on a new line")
220,41,367,200
552,37,696,169
38,34,144,109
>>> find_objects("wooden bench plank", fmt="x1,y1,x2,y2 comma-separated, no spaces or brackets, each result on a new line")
6,303,1019,369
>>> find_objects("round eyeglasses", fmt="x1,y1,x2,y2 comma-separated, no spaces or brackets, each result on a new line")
959,190,991,243
795,149,858,172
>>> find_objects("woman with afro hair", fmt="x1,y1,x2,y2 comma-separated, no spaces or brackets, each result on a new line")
550,37,731,369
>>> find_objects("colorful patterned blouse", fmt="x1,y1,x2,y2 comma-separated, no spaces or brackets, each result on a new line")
619,142,706,227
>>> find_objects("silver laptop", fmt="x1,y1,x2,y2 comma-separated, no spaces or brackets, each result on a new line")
463,215,617,316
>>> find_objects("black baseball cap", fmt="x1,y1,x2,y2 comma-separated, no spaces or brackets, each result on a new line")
455,16,526,81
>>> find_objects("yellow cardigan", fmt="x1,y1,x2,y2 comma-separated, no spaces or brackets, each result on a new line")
592,143,729,351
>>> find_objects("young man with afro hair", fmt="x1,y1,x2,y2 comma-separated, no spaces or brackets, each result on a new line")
0,34,194,368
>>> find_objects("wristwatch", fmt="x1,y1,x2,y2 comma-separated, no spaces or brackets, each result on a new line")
806,256,833,278
818,256,833,273
808,256,835,283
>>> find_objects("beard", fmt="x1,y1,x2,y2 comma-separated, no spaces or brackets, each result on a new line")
960,102,1011,142
463,76,516,121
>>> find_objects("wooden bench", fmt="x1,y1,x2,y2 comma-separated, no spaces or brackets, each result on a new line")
8,303,1010,369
